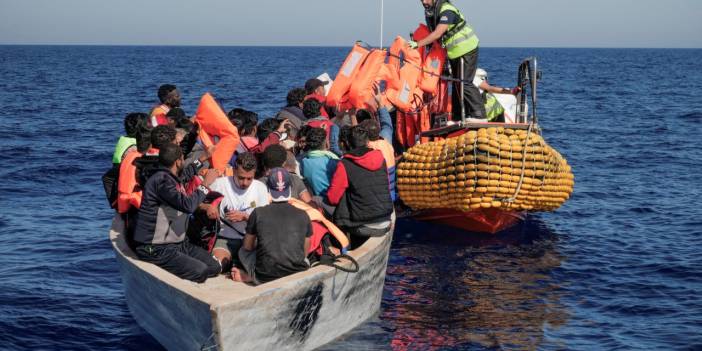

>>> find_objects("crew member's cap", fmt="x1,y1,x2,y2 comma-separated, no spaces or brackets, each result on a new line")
266,167,292,202
304,78,329,92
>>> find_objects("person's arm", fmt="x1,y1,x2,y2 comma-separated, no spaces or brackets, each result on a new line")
158,176,207,214
299,189,312,204
248,121,287,154
243,209,259,251
325,161,349,206
377,107,394,142
303,219,312,255
415,23,449,48
329,124,342,157
480,81,521,95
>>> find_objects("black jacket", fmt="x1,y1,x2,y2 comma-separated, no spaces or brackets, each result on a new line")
328,147,393,228
133,168,206,245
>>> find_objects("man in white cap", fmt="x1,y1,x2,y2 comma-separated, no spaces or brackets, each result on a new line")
231,168,312,284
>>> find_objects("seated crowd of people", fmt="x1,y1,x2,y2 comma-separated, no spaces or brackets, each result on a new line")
104,81,397,285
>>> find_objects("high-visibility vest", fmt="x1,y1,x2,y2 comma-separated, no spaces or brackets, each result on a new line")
485,93,505,121
438,2,479,59
112,136,136,164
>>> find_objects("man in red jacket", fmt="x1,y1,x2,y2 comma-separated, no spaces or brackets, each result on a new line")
326,126,393,246
304,78,330,118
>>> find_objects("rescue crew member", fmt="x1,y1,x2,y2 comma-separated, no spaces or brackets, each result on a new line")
409,0,486,122
473,68,521,122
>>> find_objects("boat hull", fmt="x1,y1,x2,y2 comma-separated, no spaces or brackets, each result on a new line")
412,208,526,234
110,215,394,351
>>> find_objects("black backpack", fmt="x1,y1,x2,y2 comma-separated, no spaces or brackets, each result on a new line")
101,164,120,208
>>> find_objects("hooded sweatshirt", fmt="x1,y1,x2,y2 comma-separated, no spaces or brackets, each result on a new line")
326,147,393,228
300,150,339,197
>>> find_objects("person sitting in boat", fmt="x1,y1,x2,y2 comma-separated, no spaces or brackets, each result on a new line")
275,87,307,139
112,112,146,165
132,143,222,283
149,84,181,127
326,126,393,246
260,144,312,203
304,78,330,118
355,91,397,201
231,168,312,284
299,127,339,210
473,68,520,123
358,118,397,202
137,125,211,189
114,120,152,246
225,110,287,168
165,107,187,128
303,99,341,156
208,152,270,273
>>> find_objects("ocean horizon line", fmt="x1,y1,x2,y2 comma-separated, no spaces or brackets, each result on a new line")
1,43,700,50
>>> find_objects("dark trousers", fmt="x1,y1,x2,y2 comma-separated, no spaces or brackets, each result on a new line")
449,48,486,120
135,240,221,283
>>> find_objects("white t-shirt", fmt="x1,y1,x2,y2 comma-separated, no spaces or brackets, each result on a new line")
209,177,270,239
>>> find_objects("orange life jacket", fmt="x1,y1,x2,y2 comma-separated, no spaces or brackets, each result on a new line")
386,37,423,113
327,42,371,109
194,93,240,172
395,111,419,148
288,198,350,252
348,49,387,110
419,43,446,95
412,23,447,96
385,36,404,91
117,150,143,214
149,104,170,127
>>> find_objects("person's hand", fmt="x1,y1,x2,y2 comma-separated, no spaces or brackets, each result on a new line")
408,40,418,49
202,168,220,187
511,86,522,95
205,204,220,220
277,119,291,133
226,210,248,222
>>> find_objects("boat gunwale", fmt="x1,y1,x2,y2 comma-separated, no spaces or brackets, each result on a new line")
109,214,392,309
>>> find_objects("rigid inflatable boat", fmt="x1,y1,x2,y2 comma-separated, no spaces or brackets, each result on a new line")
328,29,573,233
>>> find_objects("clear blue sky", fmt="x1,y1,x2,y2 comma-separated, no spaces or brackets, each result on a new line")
1,0,700,48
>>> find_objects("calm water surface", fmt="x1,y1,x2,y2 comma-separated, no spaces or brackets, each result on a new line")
1,46,701,350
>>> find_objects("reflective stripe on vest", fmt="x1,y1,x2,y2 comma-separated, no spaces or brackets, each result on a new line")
485,93,504,121
440,2,479,59
112,136,136,164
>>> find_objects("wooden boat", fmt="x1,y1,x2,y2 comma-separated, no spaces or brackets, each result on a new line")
109,215,394,351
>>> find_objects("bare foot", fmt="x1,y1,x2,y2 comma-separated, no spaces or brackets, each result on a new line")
230,267,253,283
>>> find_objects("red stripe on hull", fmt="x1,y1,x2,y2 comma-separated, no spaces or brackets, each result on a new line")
412,208,526,234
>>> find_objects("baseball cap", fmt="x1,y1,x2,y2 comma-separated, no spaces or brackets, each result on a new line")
266,167,292,202
304,78,329,93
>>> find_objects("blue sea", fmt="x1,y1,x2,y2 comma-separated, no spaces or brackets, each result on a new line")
1,45,701,350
